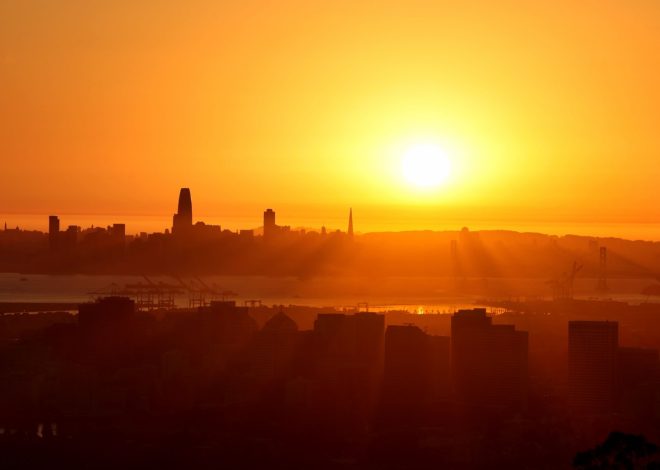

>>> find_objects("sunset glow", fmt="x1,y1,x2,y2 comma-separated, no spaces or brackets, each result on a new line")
3,2,660,467
2,1,660,234
401,143,452,190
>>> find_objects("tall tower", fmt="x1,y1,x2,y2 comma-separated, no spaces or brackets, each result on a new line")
263,209,276,240
48,215,60,250
172,188,193,235
568,320,618,413
177,188,193,224
451,308,529,411
348,208,354,237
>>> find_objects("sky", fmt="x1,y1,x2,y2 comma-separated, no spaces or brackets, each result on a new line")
1,1,660,236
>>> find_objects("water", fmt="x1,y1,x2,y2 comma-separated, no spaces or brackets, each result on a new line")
0,272,488,311
2,272,658,314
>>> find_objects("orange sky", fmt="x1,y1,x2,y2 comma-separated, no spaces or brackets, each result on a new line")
1,1,660,235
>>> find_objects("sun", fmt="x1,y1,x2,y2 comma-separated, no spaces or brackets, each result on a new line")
401,143,452,189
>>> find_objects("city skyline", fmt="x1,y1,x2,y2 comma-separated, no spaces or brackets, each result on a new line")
3,1,660,237
37,187,359,237
5,187,660,240
3,2,660,468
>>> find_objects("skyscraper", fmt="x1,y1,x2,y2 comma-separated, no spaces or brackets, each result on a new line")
382,325,450,407
251,310,299,382
172,188,193,235
263,208,276,240
312,313,385,425
48,215,60,250
451,308,528,411
568,320,618,414
617,347,659,418
111,223,126,239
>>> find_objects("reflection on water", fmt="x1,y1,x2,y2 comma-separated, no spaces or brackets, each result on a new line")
36,423,58,438
351,303,488,314
0,423,58,439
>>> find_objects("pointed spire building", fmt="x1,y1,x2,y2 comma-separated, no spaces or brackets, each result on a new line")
348,208,354,237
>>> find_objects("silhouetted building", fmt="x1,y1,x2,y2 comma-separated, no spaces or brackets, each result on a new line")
193,300,258,370
314,313,358,374
111,223,126,239
383,325,430,404
252,310,299,382
193,221,222,238
429,335,452,401
568,320,618,414
382,325,450,408
77,296,139,363
60,225,80,249
48,215,59,250
312,312,385,426
348,208,354,237
617,347,659,418
172,188,193,235
263,208,276,240
314,313,384,372
451,308,528,411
